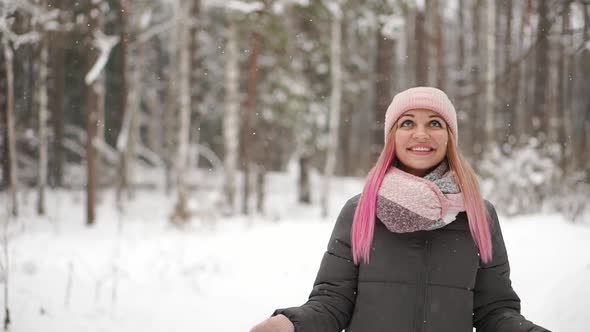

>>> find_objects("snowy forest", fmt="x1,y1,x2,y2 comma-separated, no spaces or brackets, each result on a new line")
1,0,590,331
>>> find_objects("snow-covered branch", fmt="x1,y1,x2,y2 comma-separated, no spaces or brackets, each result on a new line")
380,14,404,39
85,29,120,85
576,38,590,55
205,0,264,13
322,0,342,19
133,18,173,45
0,0,61,48
0,0,22,14
10,0,59,25
0,17,40,49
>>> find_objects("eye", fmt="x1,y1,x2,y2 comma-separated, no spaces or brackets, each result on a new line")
430,120,443,128
400,119,413,127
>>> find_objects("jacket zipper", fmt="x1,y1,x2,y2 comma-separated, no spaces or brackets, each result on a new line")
413,237,431,332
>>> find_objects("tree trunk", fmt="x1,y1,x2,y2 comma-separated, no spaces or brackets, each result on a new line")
415,9,428,86
95,74,106,190
457,0,465,82
190,0,201,117
321,11,342,218
241,32,260,215
223,17,240,215
253,112,269,214
433,0,445,91
533,0,550,137
354,21,376,173
470,1,482,159
515,0,533,142
25,27,35,131
85,78,98,226
494,0,502,71
2,37,18,216
338,94,352,176
0,40,6,190
123,31,145,198
84,4,103,226
37,29,49,215
124,66,140,199
373,30,394,161
163,99,176,196
557,0,572,171
341,10,359,176
48,0,65,188
577,3,590,173
504,0,516,145
298,155,311,204
255,164,265,214
404,9,416,87
172,1,192,224
485,0,496,146
144,30,166,158
455,0,467,144
163,2,181,195
144,90,162,154
118,0,143,200
189,0,201,172
118,0,131,196
563,2,576,174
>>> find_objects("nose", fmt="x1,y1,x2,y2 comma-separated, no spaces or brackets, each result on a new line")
412,126,430,140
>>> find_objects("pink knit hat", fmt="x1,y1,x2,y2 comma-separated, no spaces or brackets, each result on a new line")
384,87,458,142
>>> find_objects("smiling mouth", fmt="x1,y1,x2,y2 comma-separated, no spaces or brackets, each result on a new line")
409,147,433,152
407,147,435,155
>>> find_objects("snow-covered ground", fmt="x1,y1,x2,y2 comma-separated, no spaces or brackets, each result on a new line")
2,171,589,332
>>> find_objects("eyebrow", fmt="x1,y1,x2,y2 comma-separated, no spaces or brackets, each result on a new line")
399,114,444,119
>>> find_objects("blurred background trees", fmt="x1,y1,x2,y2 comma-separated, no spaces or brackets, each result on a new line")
1,0,589,224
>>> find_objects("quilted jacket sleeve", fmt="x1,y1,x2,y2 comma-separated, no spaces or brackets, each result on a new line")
473,201,551,332
272,196,360,332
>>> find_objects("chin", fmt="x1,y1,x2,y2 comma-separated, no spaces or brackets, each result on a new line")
407,163,437,170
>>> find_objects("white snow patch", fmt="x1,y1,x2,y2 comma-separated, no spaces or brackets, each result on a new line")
2,171,587,331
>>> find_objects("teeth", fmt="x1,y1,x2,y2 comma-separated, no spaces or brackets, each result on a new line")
411,147,432,152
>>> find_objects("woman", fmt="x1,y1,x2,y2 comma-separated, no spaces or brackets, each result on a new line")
250,87,550,332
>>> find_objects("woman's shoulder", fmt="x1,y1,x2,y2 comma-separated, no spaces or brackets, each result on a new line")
482,199,500,225
332,194,362,229
345,193,362,207
338,193,363,216
483,199,496,212
336,194,361,215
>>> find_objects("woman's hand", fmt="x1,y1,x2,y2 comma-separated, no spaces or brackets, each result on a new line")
249,314,295,332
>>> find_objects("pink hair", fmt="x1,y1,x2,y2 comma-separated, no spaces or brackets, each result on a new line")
447,134,493,262
351,128,493,265
351,130,397,264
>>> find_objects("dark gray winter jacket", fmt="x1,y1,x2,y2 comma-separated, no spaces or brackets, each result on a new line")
273,195,550,332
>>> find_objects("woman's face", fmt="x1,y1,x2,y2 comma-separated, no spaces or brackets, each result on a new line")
394,109,449,177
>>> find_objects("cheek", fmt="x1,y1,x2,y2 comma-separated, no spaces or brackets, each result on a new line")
394,132,409,154
435,136,449,157
395,131,409,144
394,143,403,158
433,132,449,146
